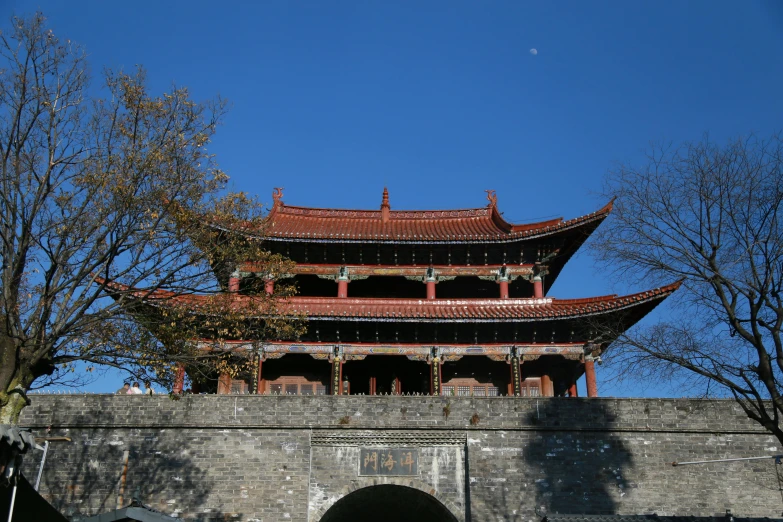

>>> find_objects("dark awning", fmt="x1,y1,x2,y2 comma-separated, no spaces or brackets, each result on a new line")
0,474,68,522
76,500,179,522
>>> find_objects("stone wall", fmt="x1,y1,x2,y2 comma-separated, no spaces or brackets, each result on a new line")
19,395,783,521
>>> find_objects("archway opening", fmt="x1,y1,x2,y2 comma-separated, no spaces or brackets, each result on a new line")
319,484,458,522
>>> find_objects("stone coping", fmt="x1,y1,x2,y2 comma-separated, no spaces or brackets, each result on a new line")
18,395,766,434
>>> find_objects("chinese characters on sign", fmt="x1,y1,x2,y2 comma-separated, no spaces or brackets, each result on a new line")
359,448,418,476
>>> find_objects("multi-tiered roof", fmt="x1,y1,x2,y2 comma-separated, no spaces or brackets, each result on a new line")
123,188,678,397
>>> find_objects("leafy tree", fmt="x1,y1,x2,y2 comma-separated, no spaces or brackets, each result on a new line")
0,13,299,423
593,133,783,444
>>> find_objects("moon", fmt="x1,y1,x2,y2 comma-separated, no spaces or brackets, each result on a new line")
530,48,538,55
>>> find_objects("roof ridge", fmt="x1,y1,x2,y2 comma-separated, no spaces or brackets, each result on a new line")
212,190,616,243
278,204,493,217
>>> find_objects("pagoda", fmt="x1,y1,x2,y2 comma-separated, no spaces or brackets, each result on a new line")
129,188,679,397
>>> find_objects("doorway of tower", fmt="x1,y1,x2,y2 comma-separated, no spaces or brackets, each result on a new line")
342,355,429,395
441,356,509,397
318,485,459,522
259,353,331,395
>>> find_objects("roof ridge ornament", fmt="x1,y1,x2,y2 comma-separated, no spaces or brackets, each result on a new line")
381,187,391,223
272,187,284,207
485,189,498,208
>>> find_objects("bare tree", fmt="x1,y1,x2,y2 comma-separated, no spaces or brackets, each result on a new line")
0,13,299,423
593,133,783,444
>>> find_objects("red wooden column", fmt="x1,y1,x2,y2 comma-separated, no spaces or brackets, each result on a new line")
337,268,350,298
173,364,185,394
497,266,510,298
228,272,241,293
338,360,344,395
585,359,598,397
568,382,578,397
425,269,438,299
531,274,543,299
337,279,349,298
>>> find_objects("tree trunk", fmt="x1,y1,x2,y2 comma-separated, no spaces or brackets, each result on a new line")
0,328,29,424
0,387,29,424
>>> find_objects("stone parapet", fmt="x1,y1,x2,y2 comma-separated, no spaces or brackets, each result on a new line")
18,396,783,521
20,395,765,433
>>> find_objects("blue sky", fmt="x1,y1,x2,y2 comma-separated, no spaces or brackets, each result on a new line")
6,1,783,396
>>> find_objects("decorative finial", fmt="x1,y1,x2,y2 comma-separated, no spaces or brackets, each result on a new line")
381,187,391,223
272,187,284,206
485,189,498,208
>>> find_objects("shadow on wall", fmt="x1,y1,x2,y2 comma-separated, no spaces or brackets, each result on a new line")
29,428,225,520
523,400,634,516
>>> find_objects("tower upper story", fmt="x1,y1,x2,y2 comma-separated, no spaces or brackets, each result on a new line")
212,188,614,300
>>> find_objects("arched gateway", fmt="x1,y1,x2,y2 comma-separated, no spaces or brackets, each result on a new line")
318,485,459,522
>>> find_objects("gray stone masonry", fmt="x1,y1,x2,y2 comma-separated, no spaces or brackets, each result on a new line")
18,395,783,521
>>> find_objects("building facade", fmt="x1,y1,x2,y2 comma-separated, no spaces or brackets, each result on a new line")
164,188,677,398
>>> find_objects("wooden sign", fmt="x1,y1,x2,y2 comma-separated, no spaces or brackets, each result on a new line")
359,448,418,476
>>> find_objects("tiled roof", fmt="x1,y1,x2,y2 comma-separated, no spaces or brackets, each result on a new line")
218,189,613,243
107,280,680,323
275,282,679,321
